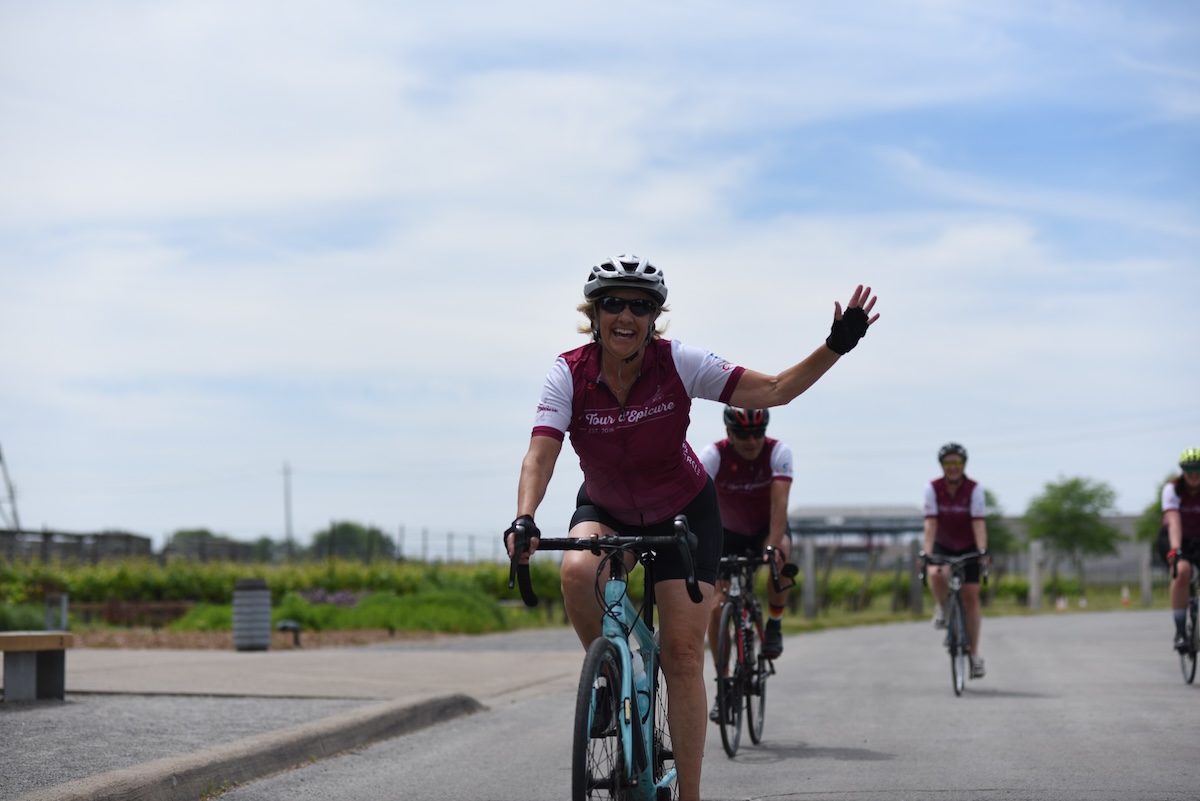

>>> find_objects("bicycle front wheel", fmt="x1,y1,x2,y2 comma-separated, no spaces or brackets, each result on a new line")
651,655,676,801
947,595,967,696
573,638,629,801
1182,597,1198,685
745,603,767,745
715,600,744,757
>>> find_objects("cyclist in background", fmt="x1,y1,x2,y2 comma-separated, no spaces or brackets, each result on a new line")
699,406,795,723
923,442,989,679
505,254,879,801
1161,448,1200,652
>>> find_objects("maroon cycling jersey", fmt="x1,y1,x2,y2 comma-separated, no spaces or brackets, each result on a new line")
1162,481,1200,541
697,438,793,537
923,477,985,552
532,338,744,527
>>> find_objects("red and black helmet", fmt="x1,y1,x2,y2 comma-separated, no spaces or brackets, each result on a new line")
724,405,769,434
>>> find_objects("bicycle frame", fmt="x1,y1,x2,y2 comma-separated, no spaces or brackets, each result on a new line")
599,558,668,799
922,550,985,697
508,516,702,801
1172,554,1200,684
714,547,795,756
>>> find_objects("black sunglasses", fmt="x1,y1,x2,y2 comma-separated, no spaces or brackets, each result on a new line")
732,429,766,440
597,296,658,317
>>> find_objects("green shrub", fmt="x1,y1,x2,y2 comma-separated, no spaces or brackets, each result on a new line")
168,604,233,632
0,602,45,631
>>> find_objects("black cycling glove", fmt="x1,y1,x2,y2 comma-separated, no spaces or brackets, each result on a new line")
504,515,540,548
825,306,870,355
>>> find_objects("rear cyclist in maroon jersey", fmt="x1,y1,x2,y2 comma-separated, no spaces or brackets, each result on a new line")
505,253,880,801
1161,448,1200,652
699,406,795,659
923,442,989,680
699,405,795,722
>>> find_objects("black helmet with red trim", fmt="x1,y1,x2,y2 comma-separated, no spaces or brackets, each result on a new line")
724,406,769,433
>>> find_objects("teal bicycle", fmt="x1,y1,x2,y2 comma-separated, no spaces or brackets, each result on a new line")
509,515,702,801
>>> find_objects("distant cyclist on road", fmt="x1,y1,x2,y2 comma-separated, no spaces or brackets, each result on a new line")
1161,448,1200,652
505,253,879,801
699,405,795,723
923,442,989,679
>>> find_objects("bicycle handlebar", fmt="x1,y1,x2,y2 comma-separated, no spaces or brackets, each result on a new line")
919,550,989,586
719,545,798,593
1168,550,1198,580
506,514,704,607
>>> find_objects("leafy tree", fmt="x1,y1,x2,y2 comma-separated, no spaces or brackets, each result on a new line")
167,528,220,547
250,536,278,563
984,489,1017,557
309,521,396,562
1024,476,1124,596
1135,473,1173,543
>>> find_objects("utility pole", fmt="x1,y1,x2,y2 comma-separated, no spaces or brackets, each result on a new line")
282,461,294,560
0,442,20,532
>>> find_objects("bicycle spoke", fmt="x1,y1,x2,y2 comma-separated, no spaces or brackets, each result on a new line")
716,601,744,757
573,639,628,801
746,603,767,745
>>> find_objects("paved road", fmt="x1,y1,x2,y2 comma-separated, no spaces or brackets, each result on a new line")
218,610,1196,801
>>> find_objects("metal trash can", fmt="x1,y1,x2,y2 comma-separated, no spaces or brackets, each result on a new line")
232,578,272,651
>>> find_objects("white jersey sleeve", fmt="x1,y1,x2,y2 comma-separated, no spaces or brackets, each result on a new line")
923,483,938,517
770,441,794,480
531,356,573,434
1164,482,1182,512
970,483,986,518
698,442,720,478
671,339,739,401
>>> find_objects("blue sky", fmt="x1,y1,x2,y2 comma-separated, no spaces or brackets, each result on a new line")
1,1,1197,555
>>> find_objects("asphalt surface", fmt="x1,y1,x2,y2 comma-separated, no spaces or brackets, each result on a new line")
3,613,1194,801
1,629,584,801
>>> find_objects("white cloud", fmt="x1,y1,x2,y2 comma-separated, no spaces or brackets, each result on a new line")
1,0,1197,547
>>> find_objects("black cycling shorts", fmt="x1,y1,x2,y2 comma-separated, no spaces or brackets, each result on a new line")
570,479,722,586
1156,527,1200,566
932,542,982,584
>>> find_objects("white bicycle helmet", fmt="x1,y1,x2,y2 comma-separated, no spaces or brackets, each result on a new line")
583,254,668,305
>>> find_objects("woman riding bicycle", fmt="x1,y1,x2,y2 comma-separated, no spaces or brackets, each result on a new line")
505,254,879,801
923,442,989,680
1162,448,1200,652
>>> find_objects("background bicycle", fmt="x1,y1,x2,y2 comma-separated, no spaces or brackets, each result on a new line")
1171,553,1199,684
509,516,702,801
921,550,985,697
711,545,797,757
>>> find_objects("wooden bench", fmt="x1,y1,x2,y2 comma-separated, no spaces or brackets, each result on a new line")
1,631,74,702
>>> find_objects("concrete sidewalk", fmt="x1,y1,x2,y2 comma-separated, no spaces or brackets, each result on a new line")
1,628,583,801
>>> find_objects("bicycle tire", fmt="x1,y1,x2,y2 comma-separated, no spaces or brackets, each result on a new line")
651,656,676,801
1182,596,1198,685
947,594,967,696
745,602,767,745
716,600,744,757
573,638,629,801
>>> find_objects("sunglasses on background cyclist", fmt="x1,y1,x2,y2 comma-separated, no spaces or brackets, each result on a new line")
732,429,766,440
941,459,965,468
597,296,659,317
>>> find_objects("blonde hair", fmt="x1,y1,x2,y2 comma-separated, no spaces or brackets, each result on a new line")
576,298,670,339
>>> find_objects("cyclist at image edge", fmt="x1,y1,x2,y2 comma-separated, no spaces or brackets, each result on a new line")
1161,448,1200,652
505,254,879,801
698,407,795,709
923,442,989,680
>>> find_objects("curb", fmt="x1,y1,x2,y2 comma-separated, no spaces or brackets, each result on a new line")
14,694,484,801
